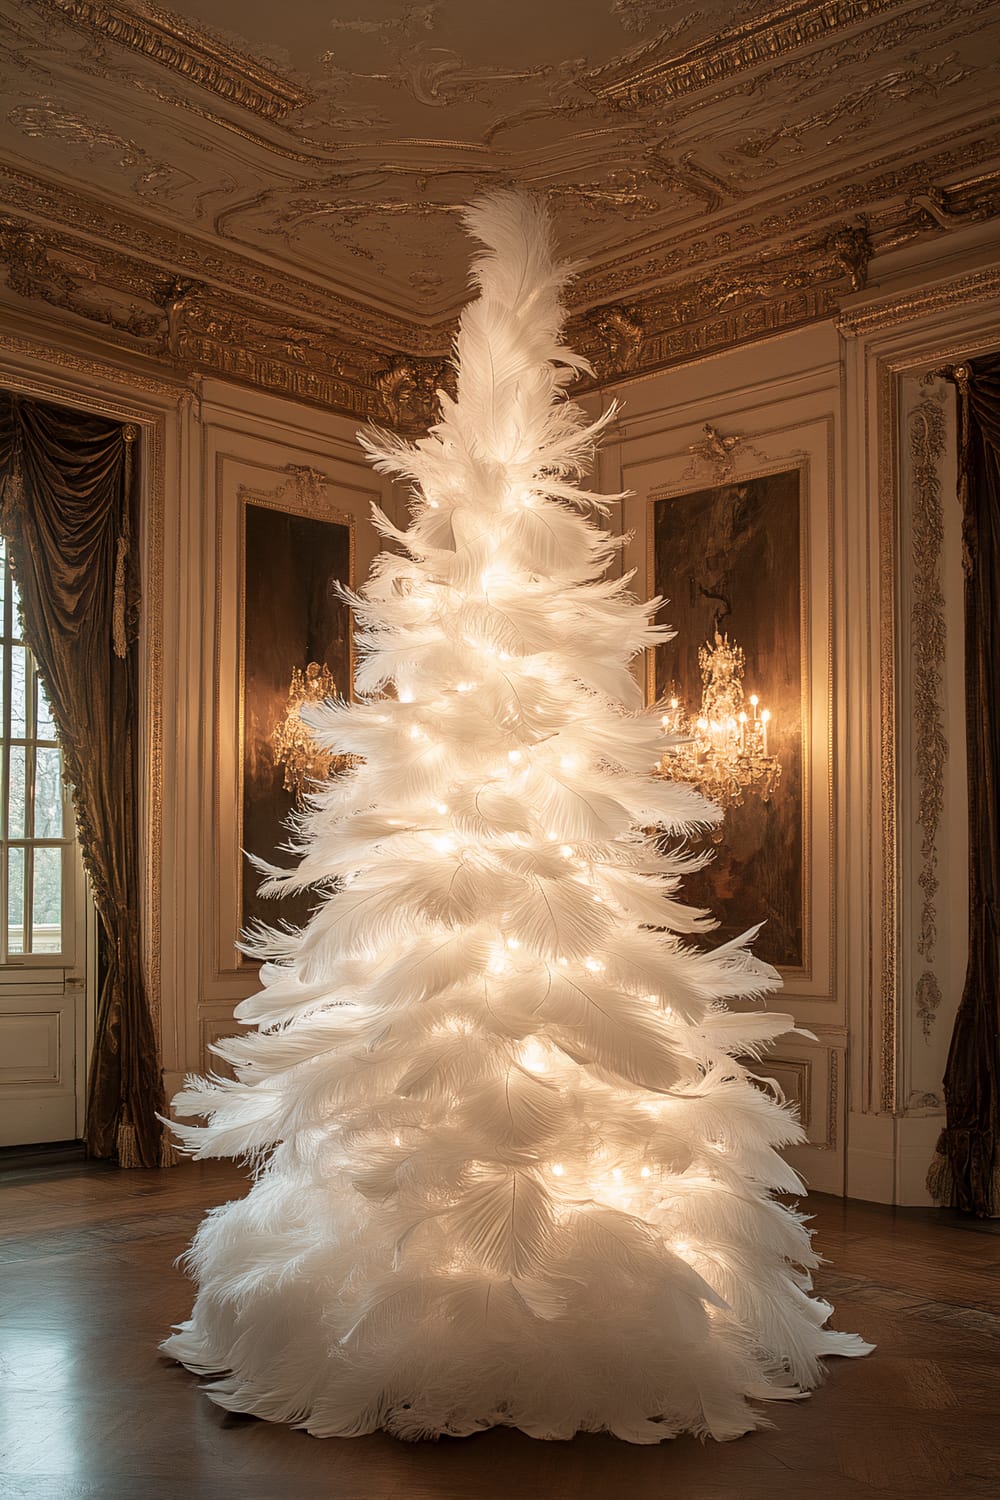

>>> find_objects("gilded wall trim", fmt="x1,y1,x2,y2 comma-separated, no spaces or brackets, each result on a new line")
876,363,899,1115
840,266,1000,339
34,0,310,122
907,394,949,1039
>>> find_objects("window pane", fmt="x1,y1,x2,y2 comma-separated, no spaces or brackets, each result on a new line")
10,645,27,735
31,846,62,954
7,742,26,837
34,747,63,838
7,844,24,954
36,673,57,740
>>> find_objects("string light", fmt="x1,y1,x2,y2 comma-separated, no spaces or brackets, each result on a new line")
519,1039,548,1073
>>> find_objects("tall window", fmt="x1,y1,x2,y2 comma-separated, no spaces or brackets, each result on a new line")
0,536,73,960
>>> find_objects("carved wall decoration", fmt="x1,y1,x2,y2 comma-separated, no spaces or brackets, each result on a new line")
686,424,748,481
907,394,950,1042
0,217,164,342
825,219,873,293
915,971,943,1042
581,304,644,379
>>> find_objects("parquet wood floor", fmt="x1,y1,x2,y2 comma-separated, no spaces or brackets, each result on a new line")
1,1158,997,1500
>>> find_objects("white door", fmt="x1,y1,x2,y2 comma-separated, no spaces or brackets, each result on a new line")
0,536,91,1148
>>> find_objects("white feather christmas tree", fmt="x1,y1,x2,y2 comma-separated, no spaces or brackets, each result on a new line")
164,192,871,1443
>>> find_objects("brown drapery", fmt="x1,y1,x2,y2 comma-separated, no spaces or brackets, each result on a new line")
0,391,164,1168
928,355,1000,1217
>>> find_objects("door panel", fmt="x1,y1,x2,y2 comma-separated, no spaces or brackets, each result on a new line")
0,983,84,1145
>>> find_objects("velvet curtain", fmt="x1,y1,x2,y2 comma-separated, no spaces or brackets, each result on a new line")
0,391,164,1168
928,356,1000,1216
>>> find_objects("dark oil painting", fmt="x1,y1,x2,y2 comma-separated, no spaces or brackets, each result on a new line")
241,501,352,951
649,468,804,970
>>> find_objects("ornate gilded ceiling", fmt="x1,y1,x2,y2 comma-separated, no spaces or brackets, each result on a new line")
1,0,999,422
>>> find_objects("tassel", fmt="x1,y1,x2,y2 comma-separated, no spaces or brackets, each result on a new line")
112,533,128,659
925,1138,953,1206
115,1115,140,1169
159,1128,178,1168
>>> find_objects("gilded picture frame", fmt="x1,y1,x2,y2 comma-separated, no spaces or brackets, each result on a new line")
645,461,809,975
237,491,355,952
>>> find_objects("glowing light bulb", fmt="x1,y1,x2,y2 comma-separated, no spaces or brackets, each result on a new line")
519,1040,548,1073
750,694,759,707
551,1163,565,1177
761,708,771,722
664,1005,673,1016
738,711,748,724
670,698,678,709
661,714,670,727
640,1166,651,1178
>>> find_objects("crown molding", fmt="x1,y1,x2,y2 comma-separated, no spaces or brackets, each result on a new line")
1,162,999,428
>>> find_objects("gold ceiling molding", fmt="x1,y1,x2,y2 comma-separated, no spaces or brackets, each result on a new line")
0,164,432,355
0,164,999,430
594,0,908,108
34,0,310,123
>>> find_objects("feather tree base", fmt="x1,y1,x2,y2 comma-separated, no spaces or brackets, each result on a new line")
163,190,872,1444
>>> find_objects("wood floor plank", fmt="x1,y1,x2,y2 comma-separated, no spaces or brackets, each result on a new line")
2,1160,997,1500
